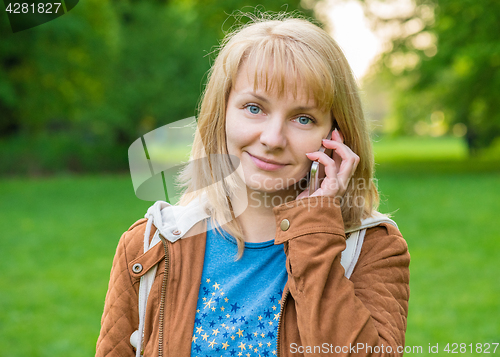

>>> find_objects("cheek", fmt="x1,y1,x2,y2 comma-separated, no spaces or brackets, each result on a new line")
289,147,313,178
225,119,244,154
225,110,239,150
225,114,259,153
293,137,322,162
290,136,326,174
298,157,313,177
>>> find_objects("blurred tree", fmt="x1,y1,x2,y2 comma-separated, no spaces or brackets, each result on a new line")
354,0,500,155
0,0,119,134
0,0,121,173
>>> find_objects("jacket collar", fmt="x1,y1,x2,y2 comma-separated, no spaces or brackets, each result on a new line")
345,210,398,233
144,193,210,244
144,194,398,247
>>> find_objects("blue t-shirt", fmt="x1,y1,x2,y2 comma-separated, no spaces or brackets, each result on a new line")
190,221,287,357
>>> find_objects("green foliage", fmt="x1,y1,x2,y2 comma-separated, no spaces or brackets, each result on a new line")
0,0,119,133
360,0,500,154
0,0,312,175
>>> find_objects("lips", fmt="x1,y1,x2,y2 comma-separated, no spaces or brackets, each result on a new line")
246,152,288,171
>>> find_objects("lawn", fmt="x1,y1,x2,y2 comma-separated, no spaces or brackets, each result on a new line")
0,136,499,356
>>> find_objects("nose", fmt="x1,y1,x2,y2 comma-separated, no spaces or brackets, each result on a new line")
259,117,287,150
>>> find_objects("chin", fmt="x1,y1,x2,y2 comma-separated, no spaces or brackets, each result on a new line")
244,172,305,194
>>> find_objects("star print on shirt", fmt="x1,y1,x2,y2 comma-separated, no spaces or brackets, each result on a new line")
189,225,287,356
191,278,286,356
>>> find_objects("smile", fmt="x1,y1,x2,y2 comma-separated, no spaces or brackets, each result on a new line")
246,152,288,171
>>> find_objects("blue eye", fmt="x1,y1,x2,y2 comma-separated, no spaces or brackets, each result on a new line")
246,105,261,114
296,116,313,125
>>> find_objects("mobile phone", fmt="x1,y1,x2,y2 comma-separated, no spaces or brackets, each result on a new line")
309,128,335,196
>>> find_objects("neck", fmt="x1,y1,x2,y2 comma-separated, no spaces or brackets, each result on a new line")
232,186,299,243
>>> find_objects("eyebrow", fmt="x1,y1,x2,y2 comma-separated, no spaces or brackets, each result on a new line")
242,91,318,111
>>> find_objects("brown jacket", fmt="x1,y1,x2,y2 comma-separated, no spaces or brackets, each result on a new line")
96,196,410,356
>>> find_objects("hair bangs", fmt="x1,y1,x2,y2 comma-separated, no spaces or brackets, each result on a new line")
237,36,335,113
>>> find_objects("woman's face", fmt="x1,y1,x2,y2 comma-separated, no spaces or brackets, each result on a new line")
225,61,334,195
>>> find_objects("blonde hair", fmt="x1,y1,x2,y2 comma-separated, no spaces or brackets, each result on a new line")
178,11,380,259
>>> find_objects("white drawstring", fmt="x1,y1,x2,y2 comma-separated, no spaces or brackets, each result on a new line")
143,213,154,252
133,213,154,357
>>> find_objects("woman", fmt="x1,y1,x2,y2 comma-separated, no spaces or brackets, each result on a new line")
96,12,410,357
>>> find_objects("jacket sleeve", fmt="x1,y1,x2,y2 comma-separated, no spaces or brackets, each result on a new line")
96,228,142,357
273,196,410,356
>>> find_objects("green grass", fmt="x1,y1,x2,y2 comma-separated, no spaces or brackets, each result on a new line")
0,175,152,357
376,172,500,353
373,136,500,175
373,135,469,162
0,136,499,356
373,136,500,353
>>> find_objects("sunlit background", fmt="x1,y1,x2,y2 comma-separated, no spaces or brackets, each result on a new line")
0,0,499,355
326,0,382,79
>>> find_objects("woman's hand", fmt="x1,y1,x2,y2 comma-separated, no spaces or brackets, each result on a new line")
296,129,360,200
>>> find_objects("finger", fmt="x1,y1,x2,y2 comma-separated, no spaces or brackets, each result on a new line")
305,151,339,197
320,139,359,190
331,128,344,143
305,151,335,169
318,170,340,195
321,139,358,169
337,154,359,187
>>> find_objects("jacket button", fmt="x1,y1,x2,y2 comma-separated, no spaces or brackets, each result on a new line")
172,229,181,235
280,219,290,231
132,263,143,274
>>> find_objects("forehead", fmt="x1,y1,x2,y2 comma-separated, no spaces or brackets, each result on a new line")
231,52,333,112
233,59,318,106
